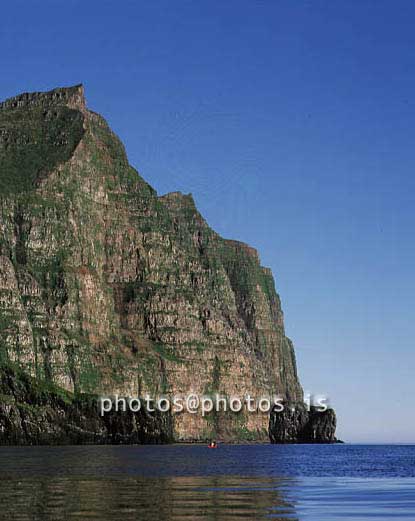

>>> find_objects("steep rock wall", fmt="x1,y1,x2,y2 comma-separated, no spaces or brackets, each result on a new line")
269,403,338,443
0,85,306,441
0,363,173,445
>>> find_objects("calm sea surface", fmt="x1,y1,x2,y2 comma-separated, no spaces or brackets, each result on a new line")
0,444,414,520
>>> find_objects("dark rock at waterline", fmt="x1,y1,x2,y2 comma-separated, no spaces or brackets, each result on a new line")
269,402,338,443
0,364,173,445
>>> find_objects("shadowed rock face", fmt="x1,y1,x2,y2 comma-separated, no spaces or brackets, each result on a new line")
0,363,173,445
269,403,338,443
0,85,335,442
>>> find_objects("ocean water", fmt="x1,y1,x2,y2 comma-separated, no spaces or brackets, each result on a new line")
0,444,414,520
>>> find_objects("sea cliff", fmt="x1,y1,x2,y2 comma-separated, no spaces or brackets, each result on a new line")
0,85,336,443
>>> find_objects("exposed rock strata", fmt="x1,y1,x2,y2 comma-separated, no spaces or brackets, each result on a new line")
0,85,335,442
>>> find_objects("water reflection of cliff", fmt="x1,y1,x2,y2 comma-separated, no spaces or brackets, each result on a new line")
1,475,298,520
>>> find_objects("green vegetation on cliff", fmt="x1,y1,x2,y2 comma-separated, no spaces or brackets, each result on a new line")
0,358,173,445
0,106,84,194
0,85,307,442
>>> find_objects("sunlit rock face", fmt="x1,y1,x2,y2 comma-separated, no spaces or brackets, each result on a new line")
0,85,308,442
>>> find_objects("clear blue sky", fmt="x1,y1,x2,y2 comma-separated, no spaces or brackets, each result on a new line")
2,1,414,443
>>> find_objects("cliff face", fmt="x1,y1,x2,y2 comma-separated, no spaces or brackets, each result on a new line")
269,403,338,444
0,85,307,441
0,362,173,445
